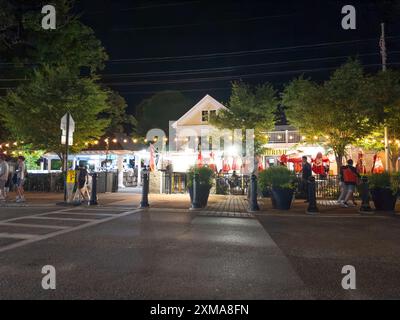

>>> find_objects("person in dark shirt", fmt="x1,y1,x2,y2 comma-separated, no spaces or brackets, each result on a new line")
301,156,312,202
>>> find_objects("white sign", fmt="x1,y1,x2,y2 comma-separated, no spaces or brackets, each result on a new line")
60,113,75,146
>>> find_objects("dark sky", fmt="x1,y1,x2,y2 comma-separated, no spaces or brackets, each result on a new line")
74,0,400,113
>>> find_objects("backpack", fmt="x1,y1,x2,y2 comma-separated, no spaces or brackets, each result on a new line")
343,167,358,183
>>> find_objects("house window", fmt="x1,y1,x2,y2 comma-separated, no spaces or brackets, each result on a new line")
209,110,216,120
202,110,209,122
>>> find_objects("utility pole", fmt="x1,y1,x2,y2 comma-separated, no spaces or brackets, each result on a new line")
380,22,389,171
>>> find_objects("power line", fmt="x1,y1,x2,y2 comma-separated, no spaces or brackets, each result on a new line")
102,51,398,78
112,13,297,32
107,37,400,63
103,63,399,86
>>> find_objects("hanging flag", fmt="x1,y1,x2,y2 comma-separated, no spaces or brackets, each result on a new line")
149,143,156,172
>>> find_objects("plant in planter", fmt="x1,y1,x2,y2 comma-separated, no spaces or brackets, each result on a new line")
368,172,400,212
258,166,296,210
187,166,215,208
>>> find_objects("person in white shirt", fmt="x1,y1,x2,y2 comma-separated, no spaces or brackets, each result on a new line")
0,154,9,201
15,156,26,203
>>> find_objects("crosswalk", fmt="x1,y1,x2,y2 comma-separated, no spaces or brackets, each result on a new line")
0,206,140,253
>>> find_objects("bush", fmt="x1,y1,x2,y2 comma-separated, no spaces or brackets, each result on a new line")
187,166,215,188
258,166,296,190
368,172,400,195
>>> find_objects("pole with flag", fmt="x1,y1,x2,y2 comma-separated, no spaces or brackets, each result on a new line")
380,22,389,171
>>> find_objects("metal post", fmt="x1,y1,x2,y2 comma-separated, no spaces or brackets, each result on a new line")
248,174,260,212
89,172,98,206
359,176,373,213
63,113,70,202
191,173,201,209
306,176,319,214
140,169,150,208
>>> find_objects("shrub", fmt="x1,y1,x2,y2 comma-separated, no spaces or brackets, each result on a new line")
258,166,296,190
368,172,400,195
187,166,215,188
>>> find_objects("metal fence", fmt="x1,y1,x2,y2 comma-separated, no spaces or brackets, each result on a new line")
295,174,345,199
18,172,118,193
162,172,187,194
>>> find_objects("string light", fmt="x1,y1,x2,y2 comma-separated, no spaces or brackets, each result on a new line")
123,139,128,143
112,139,117,143
133,139,138,143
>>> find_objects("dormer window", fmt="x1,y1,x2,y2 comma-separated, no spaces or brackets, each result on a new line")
202,110,217,122
202,110,209,122
210,110,216,119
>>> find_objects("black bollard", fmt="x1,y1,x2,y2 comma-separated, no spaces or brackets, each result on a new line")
306,176,319,214
248,174,260,212
89,172,98,206
140,169,150,208
191,173,201,209
359,176,373,213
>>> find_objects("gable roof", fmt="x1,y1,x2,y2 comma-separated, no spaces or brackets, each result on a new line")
171,94,227,128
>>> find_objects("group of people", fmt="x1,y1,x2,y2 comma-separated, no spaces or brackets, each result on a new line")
301,155,361,208
0,155,27,203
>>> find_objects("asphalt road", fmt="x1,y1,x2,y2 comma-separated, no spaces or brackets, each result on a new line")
0,202,399,299
256,212,400,299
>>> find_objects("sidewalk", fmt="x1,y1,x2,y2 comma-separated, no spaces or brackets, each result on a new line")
1,191,398,216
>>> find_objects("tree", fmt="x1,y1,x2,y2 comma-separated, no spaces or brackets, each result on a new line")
135,91,192,135
0,0,107,75
103,91,137,136
210,81,278,155
282,60,377,172
0,66,110,164
359,69,400,171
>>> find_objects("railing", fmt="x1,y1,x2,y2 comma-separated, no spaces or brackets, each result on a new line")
162,172,187,194
216,174,250,195
12,172,118,193
294,174,359,200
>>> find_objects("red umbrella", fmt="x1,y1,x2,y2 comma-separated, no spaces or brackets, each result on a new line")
197,149,203,168
222,158,231,172
231,157,239,171
208,152,217,172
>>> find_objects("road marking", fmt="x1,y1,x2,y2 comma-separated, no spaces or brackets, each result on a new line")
0,233,37,239
29,216,96,222
0,222,69,230
0,209,142,254
46,211,115,217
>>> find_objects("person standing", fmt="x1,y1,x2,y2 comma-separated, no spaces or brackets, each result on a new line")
15,156,26,203
0,154,9,201
301,156,312,202
341,159,360,208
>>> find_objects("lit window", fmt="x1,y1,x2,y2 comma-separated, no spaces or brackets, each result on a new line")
202,110,209,122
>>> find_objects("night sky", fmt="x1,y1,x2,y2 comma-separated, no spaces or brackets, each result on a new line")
74,0,400,114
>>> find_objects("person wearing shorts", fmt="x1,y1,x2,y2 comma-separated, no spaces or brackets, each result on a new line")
0,154,9,201
15,156,26,203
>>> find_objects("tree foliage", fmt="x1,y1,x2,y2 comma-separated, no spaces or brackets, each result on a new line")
103,91,137,136
0,66,110,157
135,91,192,135
210,81,278,155
282,60,377,170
